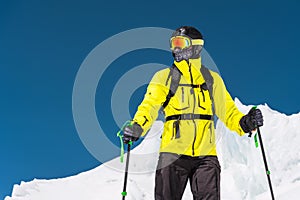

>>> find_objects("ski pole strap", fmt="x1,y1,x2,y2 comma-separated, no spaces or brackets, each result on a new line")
117,121,132,163
254,133,259,148
117,131,125,163
249,106,260,148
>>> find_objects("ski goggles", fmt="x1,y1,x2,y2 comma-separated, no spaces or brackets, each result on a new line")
170,36,204,50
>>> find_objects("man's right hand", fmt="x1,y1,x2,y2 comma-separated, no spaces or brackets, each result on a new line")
123,122,143,144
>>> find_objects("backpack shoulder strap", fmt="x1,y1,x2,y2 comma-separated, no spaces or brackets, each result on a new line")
162,64,181,108
200,65,215,116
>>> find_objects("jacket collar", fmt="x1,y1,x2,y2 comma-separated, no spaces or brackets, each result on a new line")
173,58,202,77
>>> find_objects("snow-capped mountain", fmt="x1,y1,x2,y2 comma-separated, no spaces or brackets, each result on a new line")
5,99,300,200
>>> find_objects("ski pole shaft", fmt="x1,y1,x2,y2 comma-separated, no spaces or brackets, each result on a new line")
257,127,275,200
121,143,131,200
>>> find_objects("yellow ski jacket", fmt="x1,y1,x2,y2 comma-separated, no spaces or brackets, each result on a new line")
133,58,245,156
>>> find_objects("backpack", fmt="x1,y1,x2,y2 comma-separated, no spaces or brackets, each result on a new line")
162,64,215,116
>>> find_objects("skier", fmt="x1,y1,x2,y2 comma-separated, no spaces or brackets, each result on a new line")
122,26,263,200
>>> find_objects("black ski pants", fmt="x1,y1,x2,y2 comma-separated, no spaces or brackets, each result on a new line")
155,153,221,200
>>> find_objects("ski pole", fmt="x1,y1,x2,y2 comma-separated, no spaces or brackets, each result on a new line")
121,141,132,200
117,121,133,199
249,106,275,200
256,126,275,200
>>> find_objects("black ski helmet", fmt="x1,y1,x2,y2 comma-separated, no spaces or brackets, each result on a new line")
171,26,203,40
171,26,204,61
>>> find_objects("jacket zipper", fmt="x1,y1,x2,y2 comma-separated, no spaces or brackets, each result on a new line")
181,87,184,103
189,64,197,156
201,88,205,102
198,94,205,110
209,122,213,143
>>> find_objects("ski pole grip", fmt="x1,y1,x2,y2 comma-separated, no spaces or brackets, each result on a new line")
248,106,258,137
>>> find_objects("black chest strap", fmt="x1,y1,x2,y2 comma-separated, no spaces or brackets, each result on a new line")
165,113,213,121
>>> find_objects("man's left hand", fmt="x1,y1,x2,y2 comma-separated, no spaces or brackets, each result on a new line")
240,108,264,133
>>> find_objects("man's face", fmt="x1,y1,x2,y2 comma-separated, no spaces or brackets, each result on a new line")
172,46,194,62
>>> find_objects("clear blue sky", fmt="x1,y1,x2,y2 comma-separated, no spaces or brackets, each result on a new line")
1,0,300,198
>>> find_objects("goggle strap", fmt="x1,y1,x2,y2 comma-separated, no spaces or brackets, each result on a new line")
191,39,204,46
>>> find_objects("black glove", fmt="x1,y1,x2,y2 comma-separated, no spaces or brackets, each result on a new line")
240,108,264,133
123,122,143,144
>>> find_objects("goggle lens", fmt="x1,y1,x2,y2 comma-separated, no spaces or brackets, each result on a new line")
170,36,204,50
170,37,191,50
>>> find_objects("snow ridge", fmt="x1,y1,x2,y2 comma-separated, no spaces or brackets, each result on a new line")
5,99,300,200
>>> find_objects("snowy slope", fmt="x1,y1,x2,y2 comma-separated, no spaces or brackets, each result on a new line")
5,99,300,200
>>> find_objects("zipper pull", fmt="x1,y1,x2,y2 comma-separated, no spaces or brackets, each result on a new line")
190,88,194,94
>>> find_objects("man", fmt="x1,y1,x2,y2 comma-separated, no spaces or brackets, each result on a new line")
122,26,263,200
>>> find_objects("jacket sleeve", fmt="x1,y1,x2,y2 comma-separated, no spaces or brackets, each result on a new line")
132,70,169,136
212,72,245,136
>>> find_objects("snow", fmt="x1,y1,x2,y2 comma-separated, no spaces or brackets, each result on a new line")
5,99,300,200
